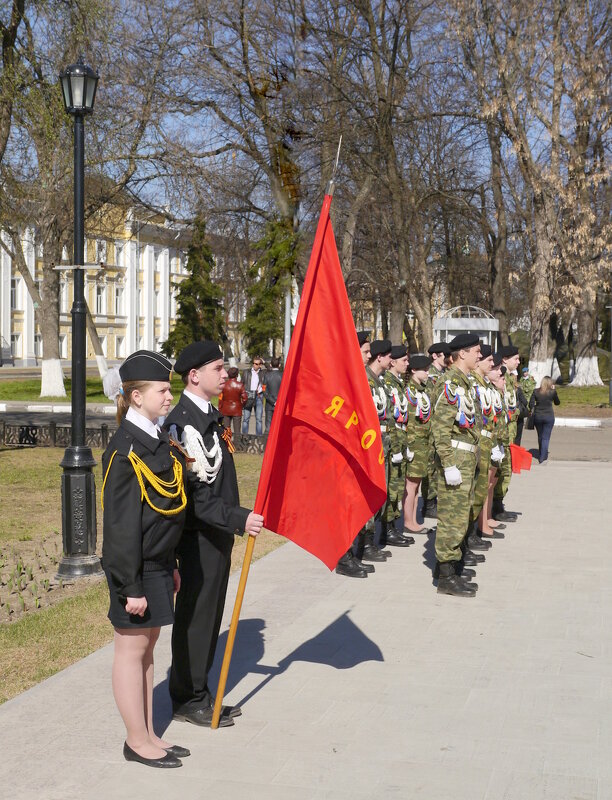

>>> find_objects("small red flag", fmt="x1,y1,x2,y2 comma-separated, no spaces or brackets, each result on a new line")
254,194,387,569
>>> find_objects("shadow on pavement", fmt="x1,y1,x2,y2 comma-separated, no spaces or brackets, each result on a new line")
152,613,384,732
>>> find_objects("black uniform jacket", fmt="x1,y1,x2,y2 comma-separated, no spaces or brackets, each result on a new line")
101,418,187,600
163,393,250,537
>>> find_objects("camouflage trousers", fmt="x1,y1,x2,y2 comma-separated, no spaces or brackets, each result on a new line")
434,449,477,563
365,446,391,530
383,459,407,523
493,442,513,500
471,433,494,520
421,442,438,502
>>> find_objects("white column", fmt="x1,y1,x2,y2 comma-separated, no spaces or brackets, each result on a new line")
0,232,11,347
143,244,155,349
160,246,170,344
22,227,36,365
125,238,139,354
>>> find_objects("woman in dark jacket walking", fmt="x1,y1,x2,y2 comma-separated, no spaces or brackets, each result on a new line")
528,375,561,465
218,366,247,435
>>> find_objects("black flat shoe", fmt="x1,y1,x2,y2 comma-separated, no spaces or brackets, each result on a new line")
123,742,182,768
173,707,234,727
164,745,191,758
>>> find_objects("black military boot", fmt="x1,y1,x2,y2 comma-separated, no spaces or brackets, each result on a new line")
436,562,477,597
467,522,491,551
457,563,477,580
384,521,413,547
335,550,368,578
362,530,389,562
353,533,375,573
422,497,438,518
492,497,518,522
462,546,485,565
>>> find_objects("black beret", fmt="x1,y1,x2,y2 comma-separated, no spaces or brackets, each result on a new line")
428,342,451,356
370,339,392,357
479,344,493,359
499,344,519,358
357,330,371,347
492,351,504,367
174,340,224,375
390,345,407,360
408,354,432,371
449,333,481,352
119,350,173,382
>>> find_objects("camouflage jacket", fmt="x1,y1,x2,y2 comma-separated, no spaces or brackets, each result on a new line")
384,370,410,456
431,365,479,469
405,376,432,448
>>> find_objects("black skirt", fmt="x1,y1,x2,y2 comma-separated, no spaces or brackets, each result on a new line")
105,563,175,629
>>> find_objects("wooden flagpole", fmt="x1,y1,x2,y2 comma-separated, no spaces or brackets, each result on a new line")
211,533,256,728
211,137,343,730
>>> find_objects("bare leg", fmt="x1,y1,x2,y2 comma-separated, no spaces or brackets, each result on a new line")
486,468,498,528
112,627,165,759
403,477,422,531
141,627,173,750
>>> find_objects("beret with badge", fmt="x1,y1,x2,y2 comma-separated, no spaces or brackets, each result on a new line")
370,339,392,357
448,333,481,352
390,344,407,360
174,341,224,375
357,330,371,347
408,354,433,372
428,342,451,356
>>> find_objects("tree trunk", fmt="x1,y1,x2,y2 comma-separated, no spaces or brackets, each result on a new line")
39,238,66,397
487,123,509,343
85,304,108,377
570,290,603,386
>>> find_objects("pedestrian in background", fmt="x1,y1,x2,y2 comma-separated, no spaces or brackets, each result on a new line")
218,367,247,436
529,375,560,465
241,356,264,435
263,357,283,433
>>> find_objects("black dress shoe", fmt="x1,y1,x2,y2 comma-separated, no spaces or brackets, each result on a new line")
479,528,505,539
173,707,234,727
467,535,491,551
123,742,182,768
422,499,438,518
164,745,190,758
462,549,485,564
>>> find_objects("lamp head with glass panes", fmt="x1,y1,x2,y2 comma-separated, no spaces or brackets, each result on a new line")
59,58,98,115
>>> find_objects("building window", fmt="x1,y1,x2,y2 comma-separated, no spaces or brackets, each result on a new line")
115,286,124,316
96,240,107,264
10,277,18,310
34,333,42,358
115,335,125,358
59,334,67,359
11,333,21,357
96,284,106,315
60,280,68,313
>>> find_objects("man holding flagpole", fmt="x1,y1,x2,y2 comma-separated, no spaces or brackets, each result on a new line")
164,341,264,728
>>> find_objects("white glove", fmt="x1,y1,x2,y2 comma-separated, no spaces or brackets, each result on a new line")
406,446,415,462
444,465,462,486
391,452,403,465
491,445,504,463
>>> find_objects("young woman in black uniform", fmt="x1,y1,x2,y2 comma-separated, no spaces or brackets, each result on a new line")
101,350,189,769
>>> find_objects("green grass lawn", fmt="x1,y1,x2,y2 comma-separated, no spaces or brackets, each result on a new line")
556,384,610,406
0,376,189,404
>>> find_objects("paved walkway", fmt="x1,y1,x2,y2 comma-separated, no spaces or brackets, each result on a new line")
2,459,612,799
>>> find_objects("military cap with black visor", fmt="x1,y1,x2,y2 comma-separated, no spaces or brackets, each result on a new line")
119,349,174,382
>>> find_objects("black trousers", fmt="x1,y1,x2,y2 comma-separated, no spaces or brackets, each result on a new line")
169,528,233,712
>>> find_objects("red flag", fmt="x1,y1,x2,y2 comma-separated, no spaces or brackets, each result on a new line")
254,194,387,569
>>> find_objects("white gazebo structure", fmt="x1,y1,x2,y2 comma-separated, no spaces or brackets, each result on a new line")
433,305,499,346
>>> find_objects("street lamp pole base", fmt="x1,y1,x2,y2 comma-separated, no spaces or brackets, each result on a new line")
56,553,103,580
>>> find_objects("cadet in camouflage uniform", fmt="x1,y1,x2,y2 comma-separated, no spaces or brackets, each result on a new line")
519,366,536,404
492,345,520,521
402,354,433,534
421,342,450,518
430,334,482,597
382,345,413,547
467,345,505,551
361,339,404,560
488,359,511,527
336,330,376,579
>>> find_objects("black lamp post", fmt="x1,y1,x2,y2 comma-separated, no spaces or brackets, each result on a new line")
57,59,102,580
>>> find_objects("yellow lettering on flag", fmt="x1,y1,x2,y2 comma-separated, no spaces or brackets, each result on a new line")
345,411,359,430
324,396,345,417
